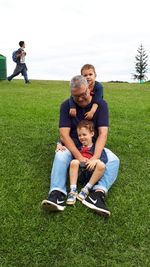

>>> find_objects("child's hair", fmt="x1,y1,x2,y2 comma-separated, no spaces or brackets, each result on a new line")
19,41,25,47
80,64,96,75
77,119,95,133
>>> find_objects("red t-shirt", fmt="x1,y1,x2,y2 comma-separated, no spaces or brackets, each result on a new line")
80,146,93,159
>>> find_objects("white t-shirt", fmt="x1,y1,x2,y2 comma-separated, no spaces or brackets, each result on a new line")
20,49,25,63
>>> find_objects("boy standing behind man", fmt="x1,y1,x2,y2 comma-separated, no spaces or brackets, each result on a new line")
69,64,103,119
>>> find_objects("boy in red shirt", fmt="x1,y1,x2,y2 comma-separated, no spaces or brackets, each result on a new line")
66,120,107,205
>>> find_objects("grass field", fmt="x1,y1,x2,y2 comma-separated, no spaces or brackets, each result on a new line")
0,79,150,267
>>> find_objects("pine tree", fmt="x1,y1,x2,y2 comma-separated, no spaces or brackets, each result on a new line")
133,44,148,83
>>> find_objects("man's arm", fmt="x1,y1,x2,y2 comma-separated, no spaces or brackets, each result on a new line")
92,126,108,159
16,49,24,59
59,127,87,162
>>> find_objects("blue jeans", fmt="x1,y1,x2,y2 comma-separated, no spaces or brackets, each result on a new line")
21,68,28,82
8,63,29,83
49,147,120,195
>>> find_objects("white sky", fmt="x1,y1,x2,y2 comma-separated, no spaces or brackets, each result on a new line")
0,0,150,82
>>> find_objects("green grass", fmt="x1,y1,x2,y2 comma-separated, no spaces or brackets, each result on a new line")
0,79,150,267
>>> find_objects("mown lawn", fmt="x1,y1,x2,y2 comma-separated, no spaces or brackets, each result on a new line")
0,79,149,267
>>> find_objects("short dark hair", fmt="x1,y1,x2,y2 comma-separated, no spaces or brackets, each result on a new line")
81,64,96,75
19,41,25,47
77,119,95,133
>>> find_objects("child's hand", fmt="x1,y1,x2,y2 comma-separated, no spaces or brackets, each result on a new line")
55,143,66,152
84,110,94,120
69,108,77,117
85,159,98,171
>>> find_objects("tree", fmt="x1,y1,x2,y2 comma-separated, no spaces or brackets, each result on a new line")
133,44,148,83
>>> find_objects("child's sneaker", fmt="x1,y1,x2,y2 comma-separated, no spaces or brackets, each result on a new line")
77,188,89,201
66,190,77,205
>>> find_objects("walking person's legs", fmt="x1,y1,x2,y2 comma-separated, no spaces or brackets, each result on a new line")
22,67,29,83
7,71,20,81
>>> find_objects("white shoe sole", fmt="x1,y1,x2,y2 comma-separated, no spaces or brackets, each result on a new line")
41,200,65,211
66,200,76,205
82,199,111,217
77,195,85,201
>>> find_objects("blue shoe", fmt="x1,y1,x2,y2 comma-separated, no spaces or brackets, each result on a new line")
77,188,89,201
66,190,77,205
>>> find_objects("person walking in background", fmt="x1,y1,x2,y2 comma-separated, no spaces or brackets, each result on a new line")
69,64,103,119
66,119,107,205
7,41,30,84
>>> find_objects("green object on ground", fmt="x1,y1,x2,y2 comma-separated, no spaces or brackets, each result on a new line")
0,54,7,80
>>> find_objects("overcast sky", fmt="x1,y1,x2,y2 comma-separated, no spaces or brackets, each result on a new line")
0,0,150,82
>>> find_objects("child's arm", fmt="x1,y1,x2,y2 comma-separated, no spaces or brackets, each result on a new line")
92,81,103,100
69,96,77,117
84,82,103,119
84,103,98,119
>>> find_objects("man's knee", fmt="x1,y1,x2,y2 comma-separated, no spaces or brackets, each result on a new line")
55,149,72,162
105,148,120,166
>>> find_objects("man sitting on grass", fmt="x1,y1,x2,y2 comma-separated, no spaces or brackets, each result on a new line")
41,75,120,217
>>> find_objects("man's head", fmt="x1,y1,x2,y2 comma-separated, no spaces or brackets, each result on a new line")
19,41,25,48
70,75,92,107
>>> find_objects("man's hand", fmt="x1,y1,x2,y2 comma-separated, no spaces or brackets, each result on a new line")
55,143,66,152
78,156,88,163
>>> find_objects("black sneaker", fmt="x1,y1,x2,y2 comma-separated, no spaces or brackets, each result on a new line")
82,191,111,217
41,190,66,211
7,77,11,82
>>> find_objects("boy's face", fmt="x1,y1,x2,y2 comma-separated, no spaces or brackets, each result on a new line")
22,43,25,49
81,68,96,87
77,127,94,147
